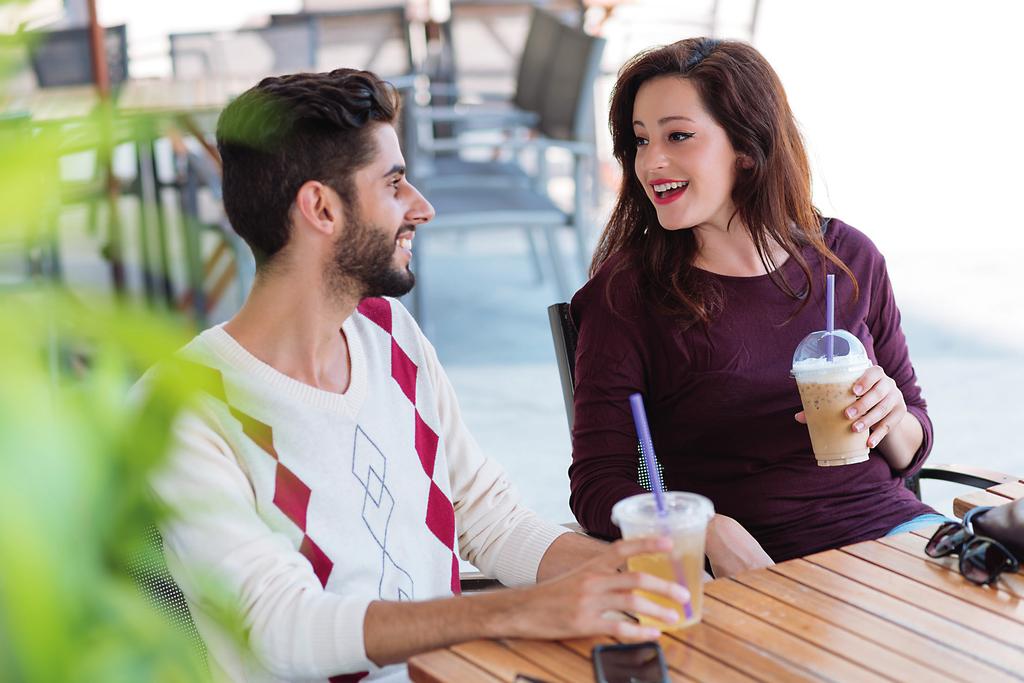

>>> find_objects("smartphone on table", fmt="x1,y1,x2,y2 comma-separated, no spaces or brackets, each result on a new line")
592,641,670,683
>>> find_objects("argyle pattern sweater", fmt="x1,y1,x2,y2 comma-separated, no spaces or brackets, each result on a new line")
149,297,569,683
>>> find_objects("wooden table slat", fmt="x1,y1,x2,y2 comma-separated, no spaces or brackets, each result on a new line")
653,633,758,683
702,595,888,681
665,621,823,683
706,577,958,682
752,562,1020,683
501,639,594,682
841,540,1024,622
954,490,1018,519
408,647,504,683
772,559,1024,675
989,481,1024,500
450,640,575,683
806,549,1024,656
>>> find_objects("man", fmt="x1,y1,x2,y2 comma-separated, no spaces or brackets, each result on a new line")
151,69,768,683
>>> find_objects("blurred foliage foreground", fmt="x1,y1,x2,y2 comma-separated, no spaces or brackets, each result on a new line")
1,8,231,681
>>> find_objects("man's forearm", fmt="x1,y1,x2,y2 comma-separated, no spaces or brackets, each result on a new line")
363,591,518,666
535,530,607,582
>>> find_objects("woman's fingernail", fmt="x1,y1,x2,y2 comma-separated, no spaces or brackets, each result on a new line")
643,628,661,639
853,385,863,395
664,611,680,624
869,436,878,447
673,587,689,602
854,422,865,432
846,407,858,418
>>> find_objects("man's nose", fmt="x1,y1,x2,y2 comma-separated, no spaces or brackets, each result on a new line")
406,183,434,224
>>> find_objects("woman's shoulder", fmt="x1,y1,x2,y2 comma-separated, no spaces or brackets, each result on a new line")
822,217,887,270
571,249,645,323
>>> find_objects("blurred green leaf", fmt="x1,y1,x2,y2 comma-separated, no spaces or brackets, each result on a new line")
1,3,243,673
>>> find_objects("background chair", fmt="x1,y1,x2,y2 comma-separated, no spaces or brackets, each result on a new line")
402,13,605,330
28,24,128,89
546,302,1019,505
169,24,317,80
269,7,414,79
436,0,582,99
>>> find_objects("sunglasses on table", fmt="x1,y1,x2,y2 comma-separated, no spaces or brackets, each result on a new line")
925,506,1020,585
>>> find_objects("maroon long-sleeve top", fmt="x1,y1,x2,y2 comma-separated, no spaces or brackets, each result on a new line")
569,219,934,561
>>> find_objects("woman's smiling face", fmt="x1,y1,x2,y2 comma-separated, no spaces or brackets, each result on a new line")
632,75,745,231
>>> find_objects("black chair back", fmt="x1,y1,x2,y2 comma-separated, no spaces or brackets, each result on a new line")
547,301,578,431
29,24,128,88
547,302,662,492
536,20,604,141
512,7,563,113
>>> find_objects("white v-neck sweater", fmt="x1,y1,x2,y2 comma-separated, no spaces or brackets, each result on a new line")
149,297,570,682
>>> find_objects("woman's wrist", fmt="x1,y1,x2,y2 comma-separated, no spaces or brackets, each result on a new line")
876,411,922,471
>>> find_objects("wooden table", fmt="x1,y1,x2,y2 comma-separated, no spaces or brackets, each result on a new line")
409,527,1024,682
954,479,1024,519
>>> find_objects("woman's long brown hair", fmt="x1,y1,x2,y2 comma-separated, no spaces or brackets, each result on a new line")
593,38,857,325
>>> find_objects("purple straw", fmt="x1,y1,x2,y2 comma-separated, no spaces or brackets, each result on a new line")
628,393,693,622
825,274,835,362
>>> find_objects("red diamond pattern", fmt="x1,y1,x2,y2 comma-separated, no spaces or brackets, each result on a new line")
391,338,417,403
415,412,439,479
359,299,461,597
357,297,392,334
300,535,335,588
425,482,455,551
183,362,334,588
273,462,311,530
239,410,279,460
450,554,461,595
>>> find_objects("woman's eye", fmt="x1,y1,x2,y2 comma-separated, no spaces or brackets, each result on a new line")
669,132,694,142
634,137,649,147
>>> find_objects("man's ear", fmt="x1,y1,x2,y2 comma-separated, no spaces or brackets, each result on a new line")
293,181,342,237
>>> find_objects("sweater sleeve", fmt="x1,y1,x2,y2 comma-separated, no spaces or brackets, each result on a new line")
152,409,375,679
419,338,571,587
866,255,934,477
567,280,648,539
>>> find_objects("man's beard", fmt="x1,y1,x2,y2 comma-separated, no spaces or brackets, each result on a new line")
326,208,416,300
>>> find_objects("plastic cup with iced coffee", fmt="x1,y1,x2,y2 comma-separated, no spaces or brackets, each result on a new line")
611,491,714,630
791,274,871,466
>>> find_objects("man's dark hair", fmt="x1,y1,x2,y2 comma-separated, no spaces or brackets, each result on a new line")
216,69,400,267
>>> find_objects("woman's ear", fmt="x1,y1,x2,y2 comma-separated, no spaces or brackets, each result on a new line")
737,153,756,170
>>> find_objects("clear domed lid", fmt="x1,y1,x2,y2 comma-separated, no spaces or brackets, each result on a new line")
791,329,869,378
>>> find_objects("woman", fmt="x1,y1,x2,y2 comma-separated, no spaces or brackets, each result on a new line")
569,38,942,563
